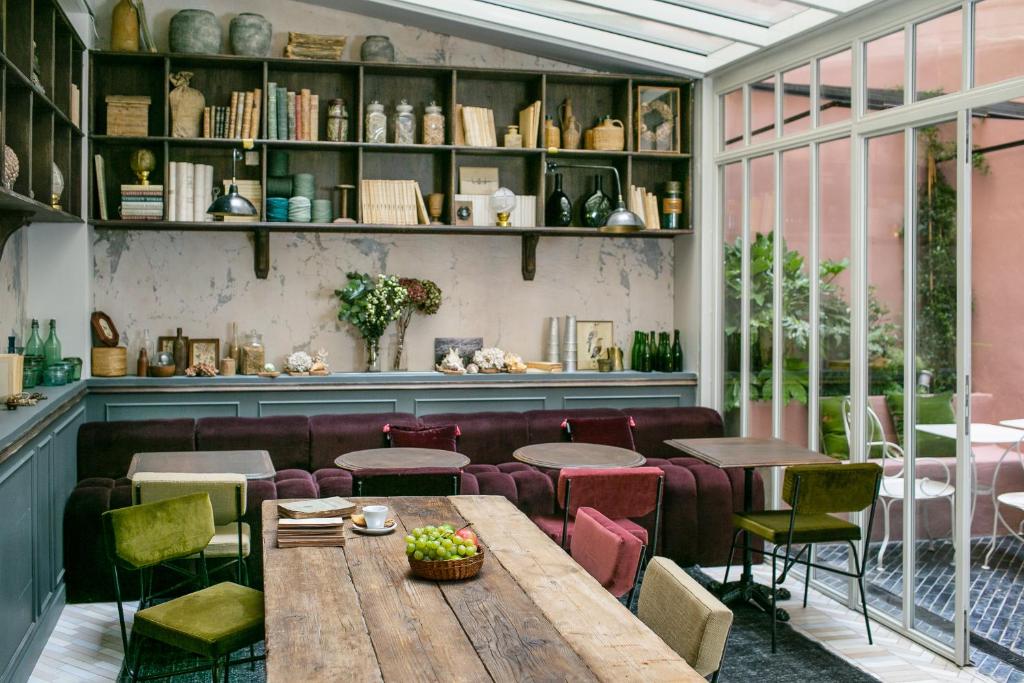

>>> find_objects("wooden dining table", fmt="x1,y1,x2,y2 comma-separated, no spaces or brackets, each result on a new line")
261,495,702,682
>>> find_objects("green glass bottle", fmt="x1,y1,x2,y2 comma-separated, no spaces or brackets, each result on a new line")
639,333,652,372
631,330,642,370
43,320,62,367
656,332,668,372
24,319,44,361
672,330,683,371
647,330,657,371
580,174,612,228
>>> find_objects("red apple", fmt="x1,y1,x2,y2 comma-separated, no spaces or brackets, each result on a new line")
455,527,479,546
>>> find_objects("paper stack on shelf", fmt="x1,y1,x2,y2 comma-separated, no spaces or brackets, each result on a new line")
453,194,537,227
120,183,163,221
221,179,263,223
461,106,497,147
167,162,214,222
360,179,428,225
518,101,541,148
629,184,660,229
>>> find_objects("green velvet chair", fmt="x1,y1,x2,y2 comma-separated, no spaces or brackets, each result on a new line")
102,492,264,682
723,463,883,653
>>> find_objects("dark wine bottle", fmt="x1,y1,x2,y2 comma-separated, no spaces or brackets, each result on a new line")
581,174,612,228
545,173,573,227
672,329,683,371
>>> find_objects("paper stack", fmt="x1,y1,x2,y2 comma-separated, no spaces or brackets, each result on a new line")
360,179,428,225
276,497,355,549
284,32,346,60
629,184,660,229
518,101,541,148
461,106,497,147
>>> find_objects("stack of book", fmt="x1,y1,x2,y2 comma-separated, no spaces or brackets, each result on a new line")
457,105,497,147
284,32,346,60
221,179,263,223
202,89,262,139
360,179,429,225
518,101,541,148
629,184,660,229
120,183,163,221
266,84,320,141
167,161,214,222
276,496,355,549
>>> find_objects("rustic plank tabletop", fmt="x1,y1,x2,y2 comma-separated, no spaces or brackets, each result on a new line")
261,495,701,682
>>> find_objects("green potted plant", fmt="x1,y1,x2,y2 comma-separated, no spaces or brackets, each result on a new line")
336,272,408,372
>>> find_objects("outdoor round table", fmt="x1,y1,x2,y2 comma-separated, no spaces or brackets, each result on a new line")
512,442,646,469
335,447,471,471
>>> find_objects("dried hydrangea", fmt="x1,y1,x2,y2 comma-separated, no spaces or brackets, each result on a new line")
473,347,506,370
286,351,313,373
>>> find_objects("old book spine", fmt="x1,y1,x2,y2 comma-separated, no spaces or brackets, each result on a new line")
241,91,254,139
300,89,312,141
276,87,288,140
235,93,246,138
267,83,277,140
167,161,177,222
228,92,239,139
203,107,211,138
309,94,319,142
250,88,262,138
287,91,297,140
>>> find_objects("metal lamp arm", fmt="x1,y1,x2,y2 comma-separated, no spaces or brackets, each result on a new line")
545,161,624,202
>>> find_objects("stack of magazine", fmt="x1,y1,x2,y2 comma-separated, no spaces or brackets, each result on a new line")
276,496,354,548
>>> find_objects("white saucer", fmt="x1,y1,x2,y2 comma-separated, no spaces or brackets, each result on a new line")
352,522,397,535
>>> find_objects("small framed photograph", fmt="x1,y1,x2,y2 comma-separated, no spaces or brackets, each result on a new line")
576,321,613,371
637,85,681,153
157,335,187,354
188,339,220,368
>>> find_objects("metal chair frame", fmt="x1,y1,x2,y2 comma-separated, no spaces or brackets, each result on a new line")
560,474,665,564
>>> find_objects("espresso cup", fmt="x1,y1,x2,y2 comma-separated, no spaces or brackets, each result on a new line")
362,505,388,529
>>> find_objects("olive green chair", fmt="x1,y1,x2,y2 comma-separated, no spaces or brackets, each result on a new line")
724,463,883,653
637,557,733,683
132,472,250,585
103,492,264,682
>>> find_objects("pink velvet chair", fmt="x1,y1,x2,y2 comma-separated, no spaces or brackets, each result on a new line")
533,466,665,554
570,507,645,601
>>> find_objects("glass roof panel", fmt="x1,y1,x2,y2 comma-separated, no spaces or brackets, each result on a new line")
484,0,733,54
662,0,808,27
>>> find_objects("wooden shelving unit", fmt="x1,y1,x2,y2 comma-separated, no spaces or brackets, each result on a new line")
0,0,85,260
89,51,693,279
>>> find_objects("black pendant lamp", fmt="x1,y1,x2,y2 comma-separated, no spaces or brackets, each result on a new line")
207,148,257,218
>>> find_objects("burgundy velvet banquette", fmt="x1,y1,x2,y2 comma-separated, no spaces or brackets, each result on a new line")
65,407,761,602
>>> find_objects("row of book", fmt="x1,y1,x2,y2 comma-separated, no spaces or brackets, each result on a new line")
359,179,429,225
202,89,262,139
167,162,215,222
451,101,542,148
120,183,163,221
267,85,320,141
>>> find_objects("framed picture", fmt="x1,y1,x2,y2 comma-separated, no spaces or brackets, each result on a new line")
576,321,613,371
637,86,681,153
188,339,220,368
157,335,187,354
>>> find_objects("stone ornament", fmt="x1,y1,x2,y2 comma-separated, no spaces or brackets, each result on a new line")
169,9,221,54
230,13,272,57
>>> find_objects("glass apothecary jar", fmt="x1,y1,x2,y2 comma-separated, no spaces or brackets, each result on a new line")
423,101,444,145
327,98,348,142
43,363,68,386
395,99,415,144
240,330,265,375
365,101,387,143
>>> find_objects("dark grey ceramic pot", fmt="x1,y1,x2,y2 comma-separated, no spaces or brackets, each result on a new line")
361,35,395,63
230,13,272,57
169,9,221,54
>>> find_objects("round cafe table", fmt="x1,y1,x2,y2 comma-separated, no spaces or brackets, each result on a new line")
334,447,471,471
512,442,646,469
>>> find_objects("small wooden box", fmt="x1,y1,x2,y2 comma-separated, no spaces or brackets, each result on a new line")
92,346,128,377
106,95,151,137
0,354,24,397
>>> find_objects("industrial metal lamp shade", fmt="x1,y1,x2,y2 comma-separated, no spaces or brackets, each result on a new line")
207,148,258,218
544,160,644,233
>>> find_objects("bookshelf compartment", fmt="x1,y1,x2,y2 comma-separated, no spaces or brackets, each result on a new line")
544,154,626,228
5,0,32,80
169,60,263,139
630,156,691,230
455,71,542,147
545,76,631,152
53,21,72,116
5,84,32,197
267,64,357,143
277,147,358,220
53,120,71,211
91,56,164,136
32,0,54,96
92,141,163,221
361,67,453,144
362,148,449,223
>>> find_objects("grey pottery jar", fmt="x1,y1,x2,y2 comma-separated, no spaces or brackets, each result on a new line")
361,35,395,63
169,9,221,54
230,13,272,57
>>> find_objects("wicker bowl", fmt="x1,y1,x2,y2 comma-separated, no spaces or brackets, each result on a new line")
408,546,484,581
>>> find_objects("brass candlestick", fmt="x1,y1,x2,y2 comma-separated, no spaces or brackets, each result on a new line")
427,192,444,225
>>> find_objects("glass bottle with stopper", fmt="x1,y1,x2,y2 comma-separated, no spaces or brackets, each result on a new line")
326,98,348,142
365,101,387,143
490,187,516,227
394,99,415,145
423,101,444,145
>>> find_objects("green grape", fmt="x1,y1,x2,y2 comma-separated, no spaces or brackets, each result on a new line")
456,545,467,556
436,549,449,560
413,550,424,560
404,535,415,544
425,525,437,534
465,545,477,555
406,543,415,554
415,541,427,551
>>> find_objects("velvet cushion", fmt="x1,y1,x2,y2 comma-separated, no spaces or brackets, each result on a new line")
885,392,956,457
566,415,636,451
524,408,623,445
629,407,725,458
388,424,459,452
819,397,850,459
103,492,215,569
534,513,648,546
782,463,882,514
133,581,264,658
196,416,310,471
557,466,664,518
351,467,461,496
570,507,643,598
77,418,196,480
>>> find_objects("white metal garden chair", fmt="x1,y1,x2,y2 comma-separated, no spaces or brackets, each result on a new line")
982,439,1024,569
841,397,955,568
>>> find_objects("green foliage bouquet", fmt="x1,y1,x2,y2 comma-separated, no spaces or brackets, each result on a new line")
336,272,408,371
392,278,443,370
